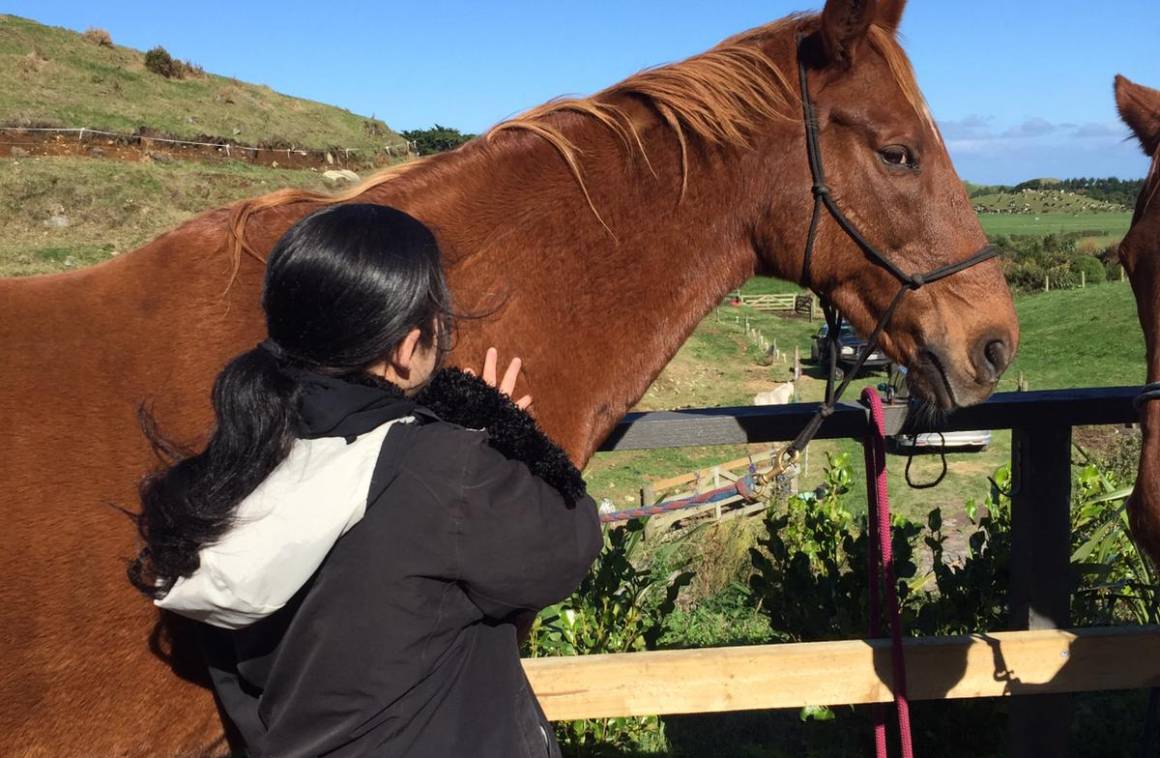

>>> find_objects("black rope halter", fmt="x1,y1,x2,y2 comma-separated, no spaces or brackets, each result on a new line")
1137,382,1160,411
781,38,999,464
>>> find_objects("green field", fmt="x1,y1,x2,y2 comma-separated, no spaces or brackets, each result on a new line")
0,14,404,153
977,211,1132,238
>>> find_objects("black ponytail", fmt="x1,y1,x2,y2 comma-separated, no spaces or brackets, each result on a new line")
129,203,455,598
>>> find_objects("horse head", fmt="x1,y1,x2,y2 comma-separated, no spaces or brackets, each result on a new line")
747,0,1018,410
1115,73,1160,563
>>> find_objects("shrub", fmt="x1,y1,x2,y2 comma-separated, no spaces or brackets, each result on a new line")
144,46,181,78
180,59,205,78
82,28,113,47
526,520,693,754
400,124,476,155
1047,263,1077,290
1072,255,1106,285
1007,260,1046,292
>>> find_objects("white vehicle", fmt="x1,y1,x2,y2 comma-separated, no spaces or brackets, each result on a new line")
884,364,992,452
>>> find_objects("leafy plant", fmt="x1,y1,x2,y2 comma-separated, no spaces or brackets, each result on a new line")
913,467,1012,635
526,519,693,755
1070,451,1159,626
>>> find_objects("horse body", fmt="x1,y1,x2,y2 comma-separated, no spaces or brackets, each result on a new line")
1,2,1018,753
1115,75,1160,565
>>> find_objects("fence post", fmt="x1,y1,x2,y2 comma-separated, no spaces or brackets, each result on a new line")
1008,423,1073,757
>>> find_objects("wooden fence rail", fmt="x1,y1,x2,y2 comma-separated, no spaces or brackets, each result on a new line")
524,626,1160,721
729,292,817,318
556,386,1145,757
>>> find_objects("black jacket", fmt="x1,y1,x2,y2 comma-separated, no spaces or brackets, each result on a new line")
198,369,603,757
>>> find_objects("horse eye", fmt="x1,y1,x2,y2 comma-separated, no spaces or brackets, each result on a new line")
879,145,915,168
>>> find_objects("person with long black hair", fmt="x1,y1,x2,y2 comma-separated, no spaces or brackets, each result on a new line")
129,203,602,757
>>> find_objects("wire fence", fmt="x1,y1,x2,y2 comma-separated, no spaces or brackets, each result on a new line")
0,125,415,159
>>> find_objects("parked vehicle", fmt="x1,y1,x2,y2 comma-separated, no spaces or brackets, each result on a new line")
882,364,992,452
809,322,891,374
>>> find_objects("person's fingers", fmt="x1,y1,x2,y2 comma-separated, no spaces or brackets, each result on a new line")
482,347,498,386
515,394,533,411
500,357,521,397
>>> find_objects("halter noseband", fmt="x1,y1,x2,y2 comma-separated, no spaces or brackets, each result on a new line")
778,38,1000,465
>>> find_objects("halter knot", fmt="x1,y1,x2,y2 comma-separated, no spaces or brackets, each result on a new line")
908,273,925,289
812,184,831,198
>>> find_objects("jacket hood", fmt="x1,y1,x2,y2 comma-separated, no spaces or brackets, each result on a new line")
156,369,419,629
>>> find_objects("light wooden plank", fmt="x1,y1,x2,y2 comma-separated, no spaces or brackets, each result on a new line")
648,453,762,492
523,626,1160,721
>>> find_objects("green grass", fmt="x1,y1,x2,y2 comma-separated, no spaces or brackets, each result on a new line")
0,14,404,152
1004,280,1146,391
0,154,333,276
977,211,1132,238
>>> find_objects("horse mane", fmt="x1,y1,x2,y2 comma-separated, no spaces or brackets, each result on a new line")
223,14,927,286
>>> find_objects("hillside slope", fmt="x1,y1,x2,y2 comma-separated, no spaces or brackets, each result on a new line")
0,14,405,154
972,188,1128,215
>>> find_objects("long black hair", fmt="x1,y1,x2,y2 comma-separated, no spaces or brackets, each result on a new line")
129,203,454,598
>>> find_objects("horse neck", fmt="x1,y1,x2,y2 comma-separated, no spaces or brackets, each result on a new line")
362,112,802,461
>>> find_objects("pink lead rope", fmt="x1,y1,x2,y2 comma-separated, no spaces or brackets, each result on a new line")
861,387,915,758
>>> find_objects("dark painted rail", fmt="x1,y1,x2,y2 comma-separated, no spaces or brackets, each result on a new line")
595,385,1146,758
598,386,1140,452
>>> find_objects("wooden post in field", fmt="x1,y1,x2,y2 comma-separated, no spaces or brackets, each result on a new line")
1121,266,1126,282
794,347,801,381
640,483,655,508
1080,270,1085,289
1044,274,1050,293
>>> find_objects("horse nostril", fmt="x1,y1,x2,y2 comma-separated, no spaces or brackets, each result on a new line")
981,338,1011,381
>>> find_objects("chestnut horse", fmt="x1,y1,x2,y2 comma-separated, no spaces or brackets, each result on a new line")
1116,75,1160,566
0,1,1018,754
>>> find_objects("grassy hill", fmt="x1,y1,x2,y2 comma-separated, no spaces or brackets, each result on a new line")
0,156,330,276
0,14,405,153
972,188,1127,215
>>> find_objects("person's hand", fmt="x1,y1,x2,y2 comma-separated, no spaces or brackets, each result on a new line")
467,347,532,410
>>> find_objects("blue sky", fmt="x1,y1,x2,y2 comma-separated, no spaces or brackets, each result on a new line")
8,1,1160,183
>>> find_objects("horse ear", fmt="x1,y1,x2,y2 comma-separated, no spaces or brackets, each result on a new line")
820,0,877,67
1116,75,1160,156
877,0,906,32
